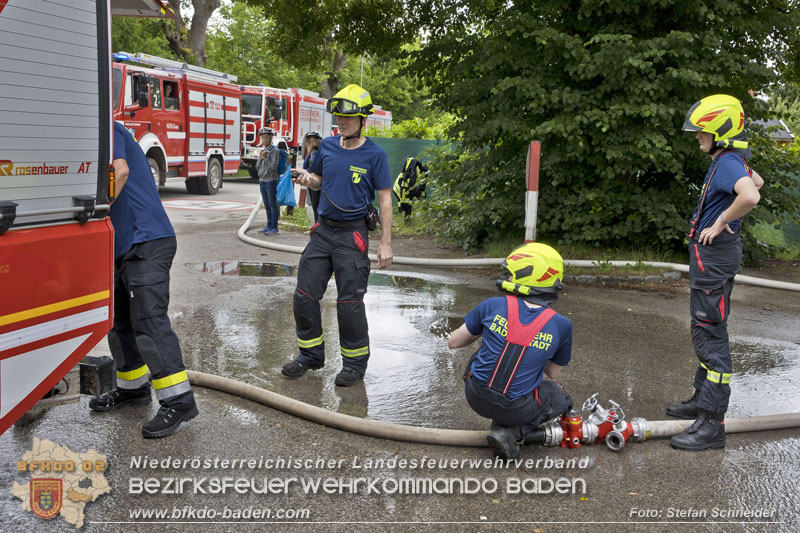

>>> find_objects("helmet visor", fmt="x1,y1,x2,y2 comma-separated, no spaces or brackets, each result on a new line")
327,97,362,115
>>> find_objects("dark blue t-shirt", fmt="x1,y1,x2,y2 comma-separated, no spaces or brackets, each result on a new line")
302,151,317,170
308,136,392,220
692,151,751,232
465,296,572,400
110,122,174,259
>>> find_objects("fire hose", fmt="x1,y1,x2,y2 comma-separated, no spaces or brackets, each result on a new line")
186,371,800,451
238,197,800,292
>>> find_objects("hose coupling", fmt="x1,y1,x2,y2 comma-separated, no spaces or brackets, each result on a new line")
629,417,651,442
541,421,563,447
605,430,626,451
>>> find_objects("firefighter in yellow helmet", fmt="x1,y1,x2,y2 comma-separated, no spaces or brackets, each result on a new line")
449,243,574,460
286,84,393,387
667,94,764,451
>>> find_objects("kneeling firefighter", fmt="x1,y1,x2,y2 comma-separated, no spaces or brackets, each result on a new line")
392,157,428,218
667,94,763,451
448,243,574,460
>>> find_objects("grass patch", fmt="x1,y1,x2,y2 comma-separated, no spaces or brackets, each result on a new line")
568,263,670,276
391,211,435,237
279,206,314,231
750,222,800,260
277,207,435,235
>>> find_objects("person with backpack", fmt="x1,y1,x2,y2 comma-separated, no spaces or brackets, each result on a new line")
667,94,763,451
448,243,574,460
256,127,281,235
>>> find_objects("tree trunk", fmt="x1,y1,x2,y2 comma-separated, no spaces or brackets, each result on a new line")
319,49,348,98
163,0,220,67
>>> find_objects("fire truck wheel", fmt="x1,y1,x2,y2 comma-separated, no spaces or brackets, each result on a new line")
199,159,222,195
247,164,259,181
185,178,200,195
148,158,161,189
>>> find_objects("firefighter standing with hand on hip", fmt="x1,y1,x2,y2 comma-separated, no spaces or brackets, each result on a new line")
283,84,393,387
667,94,763,451
449,243,574,460
89,122,198,438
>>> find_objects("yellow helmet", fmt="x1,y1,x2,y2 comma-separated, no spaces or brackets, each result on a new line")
327,84,374,117
682,94,748,151
497,243,564,296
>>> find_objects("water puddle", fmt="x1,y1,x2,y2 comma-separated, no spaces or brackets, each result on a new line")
183,262,800,430
189,261,297,277
728,337,800,417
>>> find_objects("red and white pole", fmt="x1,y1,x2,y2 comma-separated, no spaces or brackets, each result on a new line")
524,141,541,242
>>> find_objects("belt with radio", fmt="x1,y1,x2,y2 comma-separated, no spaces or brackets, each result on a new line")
291,170,378,231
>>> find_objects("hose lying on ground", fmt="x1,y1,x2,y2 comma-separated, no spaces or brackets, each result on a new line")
238,198,800,291
187,370,800,447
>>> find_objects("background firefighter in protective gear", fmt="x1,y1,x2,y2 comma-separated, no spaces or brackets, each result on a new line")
448,243,574,460
668,94,763,451
285,84,394,387
89,122,198,439
392,157,428,218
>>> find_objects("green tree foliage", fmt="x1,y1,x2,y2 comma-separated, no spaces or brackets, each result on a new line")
356,41,436,121
412,0,800,254
204,2,317,87
113,2,416,117
367,114,457,139
767,83,800,134
245,0,409,96
111,16,177,58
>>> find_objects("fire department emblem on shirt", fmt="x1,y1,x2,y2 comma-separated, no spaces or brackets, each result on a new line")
30,478,63,519
350,165,367,184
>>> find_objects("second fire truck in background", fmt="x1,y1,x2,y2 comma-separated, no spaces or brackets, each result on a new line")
239,85,392,178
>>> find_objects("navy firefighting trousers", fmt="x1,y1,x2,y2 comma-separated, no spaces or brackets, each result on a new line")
688,230,742,415
465,374,573,441
111,237,195,409
293,218,372,374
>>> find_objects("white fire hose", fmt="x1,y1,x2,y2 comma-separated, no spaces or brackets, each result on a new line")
238,198,800,291
187,371,800,448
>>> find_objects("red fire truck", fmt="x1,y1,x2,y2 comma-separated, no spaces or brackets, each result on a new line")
365,108,393,133
0,0,172,433
112,52,242,195
240,85,392,178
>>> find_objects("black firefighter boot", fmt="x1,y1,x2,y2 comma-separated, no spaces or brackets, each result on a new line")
669,410,726,451
487,427,522,460
666,389,700,419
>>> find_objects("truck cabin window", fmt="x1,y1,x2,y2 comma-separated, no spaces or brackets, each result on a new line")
163,81,179,110
127,74,149,108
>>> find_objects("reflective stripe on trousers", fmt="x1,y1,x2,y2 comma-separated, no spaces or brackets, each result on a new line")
152,370,192,401
117,364,149,389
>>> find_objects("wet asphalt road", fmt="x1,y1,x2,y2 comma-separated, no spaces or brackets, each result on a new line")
2,179,799,532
